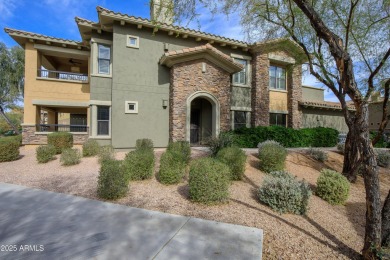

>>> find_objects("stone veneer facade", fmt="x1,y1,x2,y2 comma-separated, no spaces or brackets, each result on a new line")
288,64,302,128
22,125,89,145
169,59,231,141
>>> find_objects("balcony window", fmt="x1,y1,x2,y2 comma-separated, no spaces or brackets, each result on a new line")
233,59,247,85
270,113,287,127
98,44,111,75
97,106,110,136
269,66,286,90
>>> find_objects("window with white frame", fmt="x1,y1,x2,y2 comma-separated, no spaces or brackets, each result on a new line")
97,106,110,135
126,35,139,49
233,58,247,85
97,44,111,75
233,111,248,130
269,113,287,127
125,101,138,114
269,65,286,90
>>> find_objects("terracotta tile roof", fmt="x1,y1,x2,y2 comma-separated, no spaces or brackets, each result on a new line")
75,17,98,25
300,100,356,110
4,28,81,45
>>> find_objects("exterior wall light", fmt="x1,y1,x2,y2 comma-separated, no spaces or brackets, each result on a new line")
162,99,168,109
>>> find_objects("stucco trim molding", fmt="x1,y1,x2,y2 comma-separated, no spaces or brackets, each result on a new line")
32,100,90,107
231,106,252,112
186,91,220,142
90,100,112,106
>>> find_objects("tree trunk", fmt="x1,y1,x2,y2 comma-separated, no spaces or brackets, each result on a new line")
0,105,19,135
382,190,390,247
342,129,361,182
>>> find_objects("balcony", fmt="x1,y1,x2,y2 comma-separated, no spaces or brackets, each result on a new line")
37,124,88,133
38,69,88,83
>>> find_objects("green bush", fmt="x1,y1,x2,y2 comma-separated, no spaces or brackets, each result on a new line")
158,151,186,184
216,147,247,180
258,174,311,215
97,159,129,200
268,170,293,179
306,148,328,162
135,138,154,151
316,169,350,205
0,138,20,162
60,148,81,166
47,132,73,154
370,132,388,148
98,145,115,164
122,149,155,180
189,158,231,204
5,135,22,146
258,140,287,173
208,132,235,156
167,141,191,163
337,143,345,154
36,145,56,163
375,149,390,168
82,139,100,157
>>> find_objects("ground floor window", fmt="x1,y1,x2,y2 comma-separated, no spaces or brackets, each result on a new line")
270,113,287,127
97,106,110,135
233,111,249,130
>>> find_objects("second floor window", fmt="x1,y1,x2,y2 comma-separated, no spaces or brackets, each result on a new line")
233,59,247,85
269,66,286,90
98,44,111,75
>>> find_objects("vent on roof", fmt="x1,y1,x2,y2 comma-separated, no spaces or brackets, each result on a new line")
150,0,174,25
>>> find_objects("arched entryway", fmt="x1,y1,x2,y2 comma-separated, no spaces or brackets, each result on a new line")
186,92,220,145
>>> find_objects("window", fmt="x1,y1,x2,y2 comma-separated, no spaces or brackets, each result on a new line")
97,106,110,135
270,113,287,127
125,101,138,114
127,35,139,49
233,59,247,85
269,66,286,90
98,44,111,75
234,111,248,129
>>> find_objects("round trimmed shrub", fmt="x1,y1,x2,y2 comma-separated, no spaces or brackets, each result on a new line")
47,132,73,154
97,159,129,200
189,158,231,204
122,149,155,180
306,148,328,162
167,141,191,163
82,139,100,157
0,138,20,162
316,169,350,205
375,149,390,168
268,170,293,179
158,151,186,185
36,145,56,163
258,140,287,172
60,148,81,166
98,145,115,164
258,174,311,215
216,147,247,180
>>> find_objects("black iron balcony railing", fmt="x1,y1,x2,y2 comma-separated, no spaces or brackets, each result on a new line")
37,124,89,133
38,69,88,82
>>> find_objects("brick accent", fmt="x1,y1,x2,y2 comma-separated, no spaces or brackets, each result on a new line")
288,65,302,128
169,59,231,141
21,125,89,145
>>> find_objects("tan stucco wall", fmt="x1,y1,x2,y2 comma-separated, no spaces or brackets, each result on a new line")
369,102,390,131
23,43,90,124
269,90,288,112
302,85,324,101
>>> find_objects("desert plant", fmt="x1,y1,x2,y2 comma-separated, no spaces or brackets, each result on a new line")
208,132,235,156
98,145,115,164
47,132,73,154
336,143,345,154
216,147,247,180
36,145,56,163
167,141,191,163
60,148,81,166
82,139,100,157
158,150,186,184
189,157,231,204
122,149,155,180
97,159,128,200
268,170,293,179
0,137,20,162
258,174,311,215
316,169,350,205
258,140,287,173
375,149,390,168
306,148,328,162
135,138,154,151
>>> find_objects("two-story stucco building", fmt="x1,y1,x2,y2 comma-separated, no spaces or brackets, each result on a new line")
6,2,318,148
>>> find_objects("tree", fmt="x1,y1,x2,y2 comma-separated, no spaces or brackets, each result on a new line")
170,0,389,258
0,42,24,134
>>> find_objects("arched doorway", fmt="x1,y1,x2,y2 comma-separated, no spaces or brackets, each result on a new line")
186,92,220,145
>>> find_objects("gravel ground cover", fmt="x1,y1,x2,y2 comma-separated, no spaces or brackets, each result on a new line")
0,146,389,259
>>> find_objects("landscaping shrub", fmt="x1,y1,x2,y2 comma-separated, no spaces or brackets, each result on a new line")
268,170,293,179
122,149,155,180
375,149,390,168
135,138,154,151
306,148,328,162
82,139,100,157
36,145,56,163
208,132,235,156
167,141,191,163
258,140,287,172
60,148,81,166
6,135,22,146
258,174,311,215
47,132,73,154
158,150,186,184
316,169,350,205
98,145,115,164
370,132,388,148
189,157,231,204
216,147,247,180
0,138,20,162
97,159,128,200
337,143,345,154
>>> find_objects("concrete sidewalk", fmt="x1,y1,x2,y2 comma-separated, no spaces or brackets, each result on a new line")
0,183,263,260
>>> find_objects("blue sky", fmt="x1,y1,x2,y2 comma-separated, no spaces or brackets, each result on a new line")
0,0,336,101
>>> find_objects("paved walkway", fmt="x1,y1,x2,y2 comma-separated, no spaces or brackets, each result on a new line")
0,183,263,260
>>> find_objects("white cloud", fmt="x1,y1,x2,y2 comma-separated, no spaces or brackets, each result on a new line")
0,0,18,20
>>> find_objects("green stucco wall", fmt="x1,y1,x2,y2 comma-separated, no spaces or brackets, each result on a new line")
301,108,348,133
90,76,112,101
231,87,251,109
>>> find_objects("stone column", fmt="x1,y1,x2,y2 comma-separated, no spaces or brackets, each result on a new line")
288,65,302,129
